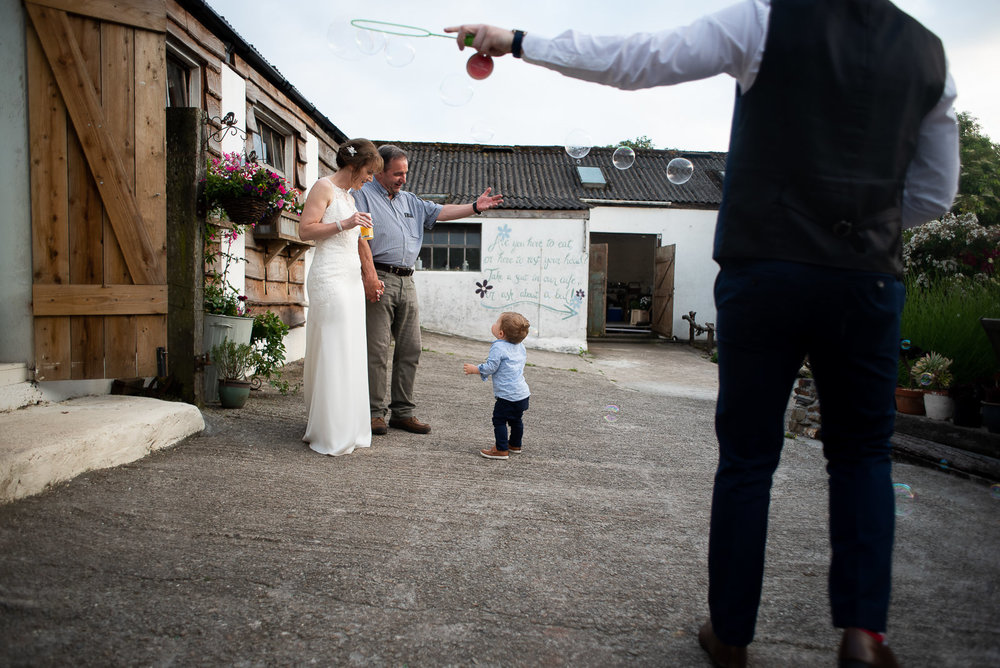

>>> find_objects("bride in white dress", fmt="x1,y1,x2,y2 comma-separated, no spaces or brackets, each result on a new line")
297,139,384,456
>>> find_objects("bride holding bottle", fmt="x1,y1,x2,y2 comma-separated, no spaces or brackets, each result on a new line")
298,139,384,456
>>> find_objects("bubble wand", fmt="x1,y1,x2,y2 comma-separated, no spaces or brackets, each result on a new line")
350,19,494,79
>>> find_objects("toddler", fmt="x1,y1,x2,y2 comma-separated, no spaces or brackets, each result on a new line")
463,312,531,460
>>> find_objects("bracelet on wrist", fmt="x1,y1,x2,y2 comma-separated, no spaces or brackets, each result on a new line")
336,219,344,231
511,30,525,58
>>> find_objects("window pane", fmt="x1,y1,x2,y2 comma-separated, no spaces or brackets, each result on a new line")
417,247,430,270
431,248,448,270
466,248,481,271
466,229,481,247
166,58,188,107
425,229,444,245
259,121,286,172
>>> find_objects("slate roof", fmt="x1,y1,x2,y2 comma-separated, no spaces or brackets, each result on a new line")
376,141,727,212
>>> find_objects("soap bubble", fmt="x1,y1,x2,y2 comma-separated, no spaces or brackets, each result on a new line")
604,404,620,423
893,483,915,517
385,36,415,67
355,29,385,56
666,157,694,184
918,372,933,387
938,458,949,470
565,129,592,159
440,74,473,107
991,484,1000,499
470,123,495,142
326,19,363,61
612,146,635,170
900,339,912,351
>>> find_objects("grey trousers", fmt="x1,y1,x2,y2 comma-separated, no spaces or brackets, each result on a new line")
366,271,421,419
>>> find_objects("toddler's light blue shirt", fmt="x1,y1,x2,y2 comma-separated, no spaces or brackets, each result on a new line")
477,340,530,401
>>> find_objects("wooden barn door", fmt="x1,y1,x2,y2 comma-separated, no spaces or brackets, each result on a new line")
652,244,675,339
587,243,608,338
25,0,167,381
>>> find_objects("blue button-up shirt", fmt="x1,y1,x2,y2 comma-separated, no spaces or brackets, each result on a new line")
477,340,530,402
352,179,443,267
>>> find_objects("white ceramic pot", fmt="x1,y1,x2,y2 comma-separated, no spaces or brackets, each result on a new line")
923,391,954,421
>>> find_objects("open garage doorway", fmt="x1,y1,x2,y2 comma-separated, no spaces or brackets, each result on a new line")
588,232,672,340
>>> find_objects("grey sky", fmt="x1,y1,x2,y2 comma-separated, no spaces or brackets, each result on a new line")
205,0,999,153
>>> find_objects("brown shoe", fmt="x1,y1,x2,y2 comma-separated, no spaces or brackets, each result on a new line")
388,416,431,434
838,628,900,668
508,446,522,453
371,417,388,435
479,447,509,460
698,620,747,668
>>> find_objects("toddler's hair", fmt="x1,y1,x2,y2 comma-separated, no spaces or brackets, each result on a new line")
499,312,530,344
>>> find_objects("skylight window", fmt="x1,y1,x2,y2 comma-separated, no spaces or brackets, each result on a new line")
576,166,606,188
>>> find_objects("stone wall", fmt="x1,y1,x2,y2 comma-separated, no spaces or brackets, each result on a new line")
787,378,821,439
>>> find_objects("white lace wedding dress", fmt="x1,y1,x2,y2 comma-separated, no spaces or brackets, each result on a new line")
302,184,371,455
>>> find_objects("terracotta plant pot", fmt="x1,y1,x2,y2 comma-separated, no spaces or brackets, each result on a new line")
923,391,954,421
894,387,925,415
218,379,251,409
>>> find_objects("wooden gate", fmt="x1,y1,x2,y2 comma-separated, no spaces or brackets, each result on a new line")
26,0,167,380
587,243,608,338
652,244,675,339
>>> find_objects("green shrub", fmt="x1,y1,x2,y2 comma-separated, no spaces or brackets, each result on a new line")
251,310,294,394
900,276,1000,385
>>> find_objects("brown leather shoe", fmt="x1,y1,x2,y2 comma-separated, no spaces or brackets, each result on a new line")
388,416,431,434
838,628,900,668
479,447,509,459
698,620,747,668
371,417,388,435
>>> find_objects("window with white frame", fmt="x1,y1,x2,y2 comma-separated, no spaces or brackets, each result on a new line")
419,223,481,271
165,41,202,108
248,107,292,176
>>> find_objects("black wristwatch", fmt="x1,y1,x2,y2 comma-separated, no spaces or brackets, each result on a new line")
511,30,525,58
472,201,482,215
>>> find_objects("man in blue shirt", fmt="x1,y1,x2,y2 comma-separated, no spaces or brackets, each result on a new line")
353,144,503,436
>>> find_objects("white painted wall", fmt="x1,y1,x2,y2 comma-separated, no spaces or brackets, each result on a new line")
284,132,321,363
219,65,248,299
0,3,33,366
589,206,720,338
418,216,590,353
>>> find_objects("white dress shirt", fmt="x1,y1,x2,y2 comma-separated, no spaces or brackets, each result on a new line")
522,0,959,227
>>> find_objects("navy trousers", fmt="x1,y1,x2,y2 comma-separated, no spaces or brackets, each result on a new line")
709,260,904,646
493,396,529,451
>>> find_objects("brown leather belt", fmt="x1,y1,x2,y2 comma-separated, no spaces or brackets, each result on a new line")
374,262,414,277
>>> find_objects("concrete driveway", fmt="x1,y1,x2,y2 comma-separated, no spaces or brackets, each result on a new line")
0,331,997,666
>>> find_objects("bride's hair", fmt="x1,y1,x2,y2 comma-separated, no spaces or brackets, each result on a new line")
336,139,383,174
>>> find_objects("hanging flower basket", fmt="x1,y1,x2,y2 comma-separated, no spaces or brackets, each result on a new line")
217,194,272,226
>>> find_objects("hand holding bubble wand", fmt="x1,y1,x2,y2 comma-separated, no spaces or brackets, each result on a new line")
350,20,494,79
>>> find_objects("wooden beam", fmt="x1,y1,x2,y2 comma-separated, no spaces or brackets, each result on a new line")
33,285,168,316
28,0,166,33
25,2,164,285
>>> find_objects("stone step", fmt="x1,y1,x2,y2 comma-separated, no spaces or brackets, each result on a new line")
0,381,44,413
0,363,28,387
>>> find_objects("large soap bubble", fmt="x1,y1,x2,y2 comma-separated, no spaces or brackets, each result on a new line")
666,157,694,184
326,18,363,61
440,73,473,107
612,146,635,170
385,36,415,67
355,28,385,55
564,128,592,159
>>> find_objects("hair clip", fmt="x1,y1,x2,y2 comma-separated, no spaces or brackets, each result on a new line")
346,146,356,156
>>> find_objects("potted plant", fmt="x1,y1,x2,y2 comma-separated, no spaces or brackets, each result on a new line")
210,339,259,408
911,351,954,420
203,152,303,226
895,340,926,415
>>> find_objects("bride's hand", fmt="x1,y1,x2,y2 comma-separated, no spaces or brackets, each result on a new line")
342,212,372,231
363,275,384,302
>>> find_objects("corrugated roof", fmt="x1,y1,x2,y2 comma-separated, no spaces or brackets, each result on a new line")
375,142,726,211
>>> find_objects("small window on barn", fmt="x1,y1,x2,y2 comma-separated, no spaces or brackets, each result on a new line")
419,223,481,271
248,107,292,176
576,166,606,188
165,42,202,108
